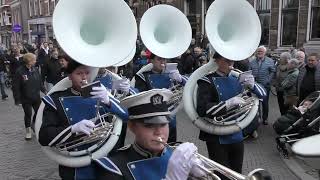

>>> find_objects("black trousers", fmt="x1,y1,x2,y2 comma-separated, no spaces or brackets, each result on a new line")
206,140,244,180
276,91,289,115
21,100,40,128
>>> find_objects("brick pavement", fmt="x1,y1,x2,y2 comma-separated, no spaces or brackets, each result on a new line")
0,90,59,180
0,89,303,180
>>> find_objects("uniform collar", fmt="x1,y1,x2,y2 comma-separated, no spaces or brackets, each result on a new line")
132,142,166,158
70,88,81,96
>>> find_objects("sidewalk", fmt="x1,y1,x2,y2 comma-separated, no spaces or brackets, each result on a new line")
282,155,319,180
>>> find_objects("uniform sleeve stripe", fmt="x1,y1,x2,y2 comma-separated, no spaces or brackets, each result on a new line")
110,97,126,114
95,157,123,176
199,77,211,84
181,76,188,82
136,73,145,82
42,96,57,110
48,126,72,146
255,83,266,96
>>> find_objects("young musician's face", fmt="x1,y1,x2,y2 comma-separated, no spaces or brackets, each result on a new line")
69,66,91,91
216,58,234,74
152,56,166,73
129,121,169,155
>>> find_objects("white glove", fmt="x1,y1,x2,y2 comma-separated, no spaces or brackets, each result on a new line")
165,142,199,180
90,84,111,105
169,70,182,82
225,96,246,110
239,72,255,89
71,119,95,135
189,158,207,178
112,79,130,92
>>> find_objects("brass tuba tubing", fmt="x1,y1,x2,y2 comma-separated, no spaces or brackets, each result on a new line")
156,137,272,180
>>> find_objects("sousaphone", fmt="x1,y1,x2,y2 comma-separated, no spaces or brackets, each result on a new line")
35,0,137,167
183,0,261,135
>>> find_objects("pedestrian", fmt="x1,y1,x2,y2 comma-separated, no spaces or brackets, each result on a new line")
249,46,276,125
0,53,8,100
297,53,320,102
41,49,62,91
275,52,291,115
12,53,46,140
280,58,300,111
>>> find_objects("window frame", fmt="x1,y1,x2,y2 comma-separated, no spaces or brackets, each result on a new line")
255,0,271,46
280,0,299,47
310,0,320,40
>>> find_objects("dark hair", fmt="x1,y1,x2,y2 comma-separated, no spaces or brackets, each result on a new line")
309,53,319,60
149,53,156,60
58,52,72,62
212,52,223,60
65,60,82,74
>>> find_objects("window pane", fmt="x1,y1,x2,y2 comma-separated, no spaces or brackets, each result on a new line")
313,0,320,6
259,14,270,45
282,0,299,8
257,0,271,11
188,0,196,14
281,11,298,46
311,7,320,39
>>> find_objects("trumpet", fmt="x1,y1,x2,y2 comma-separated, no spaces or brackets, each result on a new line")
156,137,272,180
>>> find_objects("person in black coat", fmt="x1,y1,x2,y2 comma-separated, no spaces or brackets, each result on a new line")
0,54,8,99
41,50,62,91
8,46,24,76
12,53,46,140
37,42,50,69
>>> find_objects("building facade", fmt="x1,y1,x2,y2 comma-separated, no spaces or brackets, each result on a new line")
1,0,318,53
27,0,58,46
130,0,320,54
0,0,12,48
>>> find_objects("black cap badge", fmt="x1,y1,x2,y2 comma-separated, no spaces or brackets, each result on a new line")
150,94,163,106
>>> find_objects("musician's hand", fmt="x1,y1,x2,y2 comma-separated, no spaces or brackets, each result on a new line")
90,84,111,105
169,70,182,82
71,119,95,135
189,158,207,178
165,142,198,180
225,96,246,110
112,79,130,92
239,73,255,89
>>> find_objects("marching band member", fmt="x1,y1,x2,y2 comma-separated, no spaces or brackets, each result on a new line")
95,67,138,149
95,89,205,180
134,53,187,142
196,52,266,180
38,57,128,180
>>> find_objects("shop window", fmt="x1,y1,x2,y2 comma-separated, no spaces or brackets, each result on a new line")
187,0,196,14
311,0,320,40
281,0,299,46
256,0,271,46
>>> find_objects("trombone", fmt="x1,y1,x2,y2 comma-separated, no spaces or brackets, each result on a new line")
156,137,272,180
